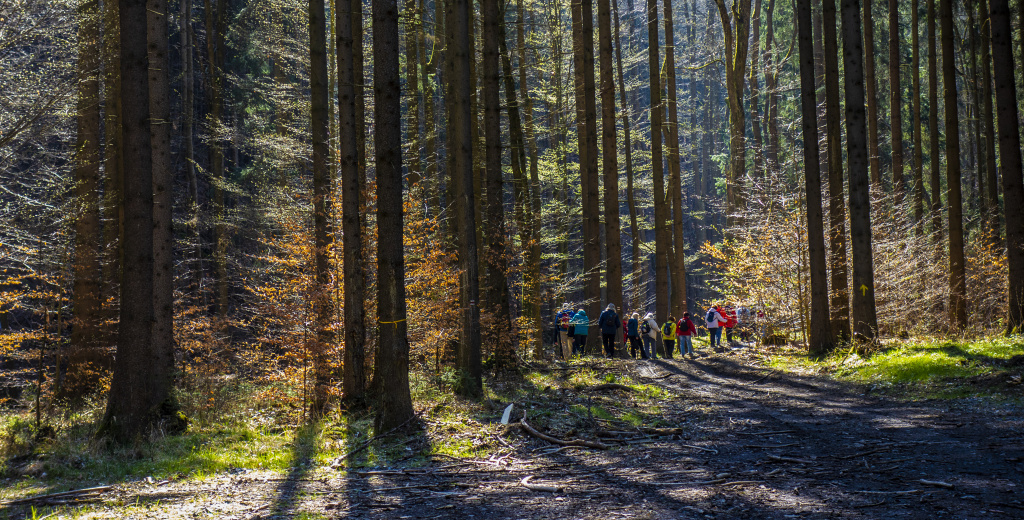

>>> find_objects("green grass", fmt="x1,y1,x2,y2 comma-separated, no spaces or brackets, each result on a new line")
768,336,1024,399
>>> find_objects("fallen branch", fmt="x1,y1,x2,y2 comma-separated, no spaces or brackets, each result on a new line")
520,475,563,492
917,479,955,489
2,485,113,506
588,383,635,392
519,418,609,450
766,454,813,464
851,489,922,495
720,480,764,486
679,443,719,454
745,443,799,449
751,370,778,384
737,430,796,436
649,479,726,486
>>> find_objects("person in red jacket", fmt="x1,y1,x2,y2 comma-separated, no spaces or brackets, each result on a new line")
723,303,738,344
676,312,698,357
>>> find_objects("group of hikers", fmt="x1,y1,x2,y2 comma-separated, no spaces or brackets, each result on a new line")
553,302,740,360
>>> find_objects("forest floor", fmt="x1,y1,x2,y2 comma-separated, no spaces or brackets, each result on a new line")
2,342,1023,519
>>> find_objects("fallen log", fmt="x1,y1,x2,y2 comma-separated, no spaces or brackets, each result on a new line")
2,485,113,506
519,418,609,450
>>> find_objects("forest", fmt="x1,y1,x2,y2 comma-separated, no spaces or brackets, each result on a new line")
1,0,1024,516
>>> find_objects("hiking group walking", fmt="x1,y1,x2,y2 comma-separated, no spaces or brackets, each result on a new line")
553,301,740,361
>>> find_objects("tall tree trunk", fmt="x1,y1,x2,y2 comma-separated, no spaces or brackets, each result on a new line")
664,0,687,314
181,0,197,206
764,0,780,176
70,0,105,393
912,0,924,233
420,0,438,215
308,0,334,416
582,0,602,339
823,0,849,339
979,0,999,242
940,0,966,330
713,0,753,226
863,0,880,187
600,0,623,327
928,0,942,240
648,0,668,322
102,0,123,340
889,0,904,199
337,0,365,406
373,0,414,432
148,0,177,422
840,0,879,340
518,0,544,358
989,0,1024,332
448,0,482,395
749,0,765,180
482,0,513,368
101,0,173,442
613,0,642,309
797,0,833,355
204,0,229,318
405,0,421,187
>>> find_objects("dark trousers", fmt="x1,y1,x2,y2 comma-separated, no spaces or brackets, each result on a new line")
726,327,733,343
627,336,642,358
573,335,586,356
602,333,616,358
664,339,675,359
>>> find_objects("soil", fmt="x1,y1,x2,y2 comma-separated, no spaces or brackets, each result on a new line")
4,347,1024,519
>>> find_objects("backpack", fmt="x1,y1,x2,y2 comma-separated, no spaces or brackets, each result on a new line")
706,309,716,323
641,321,651,334
662,322,673,335
558,314,570,329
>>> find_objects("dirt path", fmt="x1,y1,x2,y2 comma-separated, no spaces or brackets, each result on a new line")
7,351,1023,519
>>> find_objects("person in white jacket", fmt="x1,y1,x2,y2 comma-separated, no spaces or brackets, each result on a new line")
641,312,660,359
705,305,725,348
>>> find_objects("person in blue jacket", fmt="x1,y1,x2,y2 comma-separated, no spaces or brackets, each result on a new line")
570,308,589,356
626,313,641,359
598,303,621,358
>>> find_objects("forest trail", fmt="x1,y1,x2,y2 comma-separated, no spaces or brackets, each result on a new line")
7,350,1023,519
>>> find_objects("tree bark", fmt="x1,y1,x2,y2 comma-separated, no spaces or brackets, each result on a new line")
664,0,687,314
840,0,879,340
405,0,421,187
797,0,833,355
648,0,668,322
100,0,174,442
482,0,513,368
928,0,942,241
308,0,334,416
979,0,999,242
448,0,482,395
70,0,106,394
989,0,1024,332
823,0,849,340
205,0,229,318
613,0,642,309
337,0,366,406
889,0,904,199
749,0,765,179
912,0,924,233
600,0,624,326
863,0,880,187
713,0,753,226
373,0,414,432
939,0,966,330
148,0,177,422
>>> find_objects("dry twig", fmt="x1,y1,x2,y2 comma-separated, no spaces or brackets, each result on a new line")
520,476,564,492
2,485,113,506
519,418,609,450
